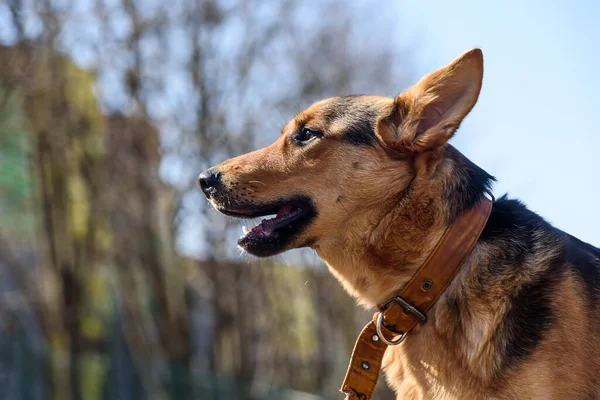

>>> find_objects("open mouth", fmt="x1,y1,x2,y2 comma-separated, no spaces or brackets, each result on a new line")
219,196,316,257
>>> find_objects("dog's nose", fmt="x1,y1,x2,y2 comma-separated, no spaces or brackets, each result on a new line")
198,168,221,196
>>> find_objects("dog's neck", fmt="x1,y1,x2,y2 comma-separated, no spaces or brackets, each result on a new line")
316,190,447,307
315,145,494,308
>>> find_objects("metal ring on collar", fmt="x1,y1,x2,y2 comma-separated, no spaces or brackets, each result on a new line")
375,312,408,346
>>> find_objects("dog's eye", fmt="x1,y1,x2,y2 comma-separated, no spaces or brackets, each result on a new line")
295,128,320,144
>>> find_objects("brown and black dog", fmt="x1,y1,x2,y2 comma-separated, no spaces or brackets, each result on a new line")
199,49,600,399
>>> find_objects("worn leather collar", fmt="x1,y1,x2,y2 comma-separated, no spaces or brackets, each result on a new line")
340,194,493,399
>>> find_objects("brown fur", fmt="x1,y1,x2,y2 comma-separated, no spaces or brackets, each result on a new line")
201,49,600,399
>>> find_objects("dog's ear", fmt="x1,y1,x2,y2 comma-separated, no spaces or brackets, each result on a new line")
377,48,483,153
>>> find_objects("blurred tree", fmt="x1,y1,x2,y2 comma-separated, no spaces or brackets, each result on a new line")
0,0,409,398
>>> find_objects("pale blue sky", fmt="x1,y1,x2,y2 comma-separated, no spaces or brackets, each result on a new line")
395,0,599,245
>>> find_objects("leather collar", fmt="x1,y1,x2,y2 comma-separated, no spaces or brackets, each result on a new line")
340,194,493,399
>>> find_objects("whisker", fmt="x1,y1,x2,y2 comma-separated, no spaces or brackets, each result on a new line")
248,180,267,187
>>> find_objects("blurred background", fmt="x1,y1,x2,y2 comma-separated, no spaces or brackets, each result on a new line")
0,1,598,399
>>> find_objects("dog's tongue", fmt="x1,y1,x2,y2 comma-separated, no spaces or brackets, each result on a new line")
242,206,297,238
277,205,294,218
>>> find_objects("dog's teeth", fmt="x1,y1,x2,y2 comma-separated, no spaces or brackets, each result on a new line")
242,225,249,234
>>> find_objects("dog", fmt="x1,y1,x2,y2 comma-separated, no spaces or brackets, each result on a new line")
199,49,600,399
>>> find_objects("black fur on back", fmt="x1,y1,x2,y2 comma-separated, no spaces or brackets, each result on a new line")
443,144,600,378
565,233,600,301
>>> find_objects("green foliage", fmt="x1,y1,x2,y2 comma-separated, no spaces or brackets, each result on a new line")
0,87,35,239
67,174,90,241
78,353,110,400
62,59,105,157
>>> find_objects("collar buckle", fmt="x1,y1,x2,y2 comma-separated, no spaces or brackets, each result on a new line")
381,296,427,323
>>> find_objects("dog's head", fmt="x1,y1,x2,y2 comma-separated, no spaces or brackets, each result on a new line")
200,49,484,264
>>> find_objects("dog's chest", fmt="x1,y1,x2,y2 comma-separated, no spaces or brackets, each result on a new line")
382,335,487,400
